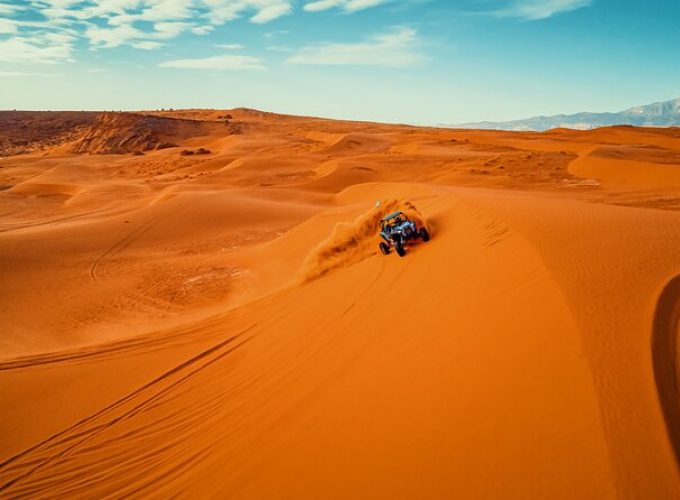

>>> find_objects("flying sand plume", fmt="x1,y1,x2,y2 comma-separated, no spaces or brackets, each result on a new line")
301,199,427,281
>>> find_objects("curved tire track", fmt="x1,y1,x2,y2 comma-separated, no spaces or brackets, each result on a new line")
0,324,256,494
88,201,191,313
89,210,170,282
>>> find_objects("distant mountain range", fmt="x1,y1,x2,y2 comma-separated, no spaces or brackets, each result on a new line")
453,98,680,131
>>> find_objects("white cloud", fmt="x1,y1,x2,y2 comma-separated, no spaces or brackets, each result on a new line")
0,36,74,64
153,21,191,39
344,0,389,11
303,0,389,12
133,40,163,49
493,0,592,20
287,26,425,67
138,0,194,21
85,23,144,48
264,29,290,38
159,54,266,70
0,70,61,77
0,70,31,77
204,0,292,24
84,20,192,48
216,43,244,49
304,0,343,12
0,0,295,62
0,3,22,15
251,2,291,23
0,18,19,34
266,45,293,51
0,0,406,64
43,32,78,45
191,25,213,35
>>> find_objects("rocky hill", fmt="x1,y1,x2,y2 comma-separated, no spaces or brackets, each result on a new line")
0,111,98,156
69,112,209,154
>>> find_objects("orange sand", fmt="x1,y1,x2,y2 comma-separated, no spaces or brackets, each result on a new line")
1,110,680,498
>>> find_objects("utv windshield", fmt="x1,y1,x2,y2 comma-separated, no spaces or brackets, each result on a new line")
382,211,405,225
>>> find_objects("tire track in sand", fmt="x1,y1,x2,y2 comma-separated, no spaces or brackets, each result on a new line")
89,211,166,282
88,200,190,312
0,324,256,493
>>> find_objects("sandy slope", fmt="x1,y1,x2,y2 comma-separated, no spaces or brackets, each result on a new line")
1,111,680,498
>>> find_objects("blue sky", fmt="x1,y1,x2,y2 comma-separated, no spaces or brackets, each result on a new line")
0,0,678,124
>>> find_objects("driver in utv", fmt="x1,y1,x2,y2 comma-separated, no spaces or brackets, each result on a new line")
378,211,429,257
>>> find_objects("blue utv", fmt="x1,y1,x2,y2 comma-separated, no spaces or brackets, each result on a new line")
378,211,430,257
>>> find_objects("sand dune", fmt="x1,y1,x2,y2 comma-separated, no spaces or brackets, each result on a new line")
1,111,680,498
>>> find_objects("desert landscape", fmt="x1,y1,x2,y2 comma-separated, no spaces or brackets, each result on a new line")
1,108,680,497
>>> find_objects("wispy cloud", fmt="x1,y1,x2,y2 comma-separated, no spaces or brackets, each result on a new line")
492,0,592,20
0,3,22,16
287,26,425,67
266,45,293,52
303,0,391,13
0,0,294,63
159,54,266,70
0,0,414,66
0,18,19,34
0,70,31,77
264,30,290,38
0,70,62,77
250,2,292,23
133,40,164,50
0,36,75,64
197,0,292,24
216,43,244,50
85,24,144,49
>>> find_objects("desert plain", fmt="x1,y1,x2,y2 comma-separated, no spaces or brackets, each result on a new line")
1,109,680,498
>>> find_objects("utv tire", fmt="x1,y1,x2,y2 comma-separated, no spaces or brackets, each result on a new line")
379,242,390,255
420,228,430,242
395,242,406,257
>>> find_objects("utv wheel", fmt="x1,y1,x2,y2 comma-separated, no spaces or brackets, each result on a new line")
420,228,430,242
395,242,406,257
379,242,390,255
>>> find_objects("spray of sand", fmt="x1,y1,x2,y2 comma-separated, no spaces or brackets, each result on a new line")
302,199,426,281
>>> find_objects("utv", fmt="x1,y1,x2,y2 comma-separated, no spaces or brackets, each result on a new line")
378,211,429,257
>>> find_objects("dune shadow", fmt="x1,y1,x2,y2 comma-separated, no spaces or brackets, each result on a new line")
652,275,680,470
